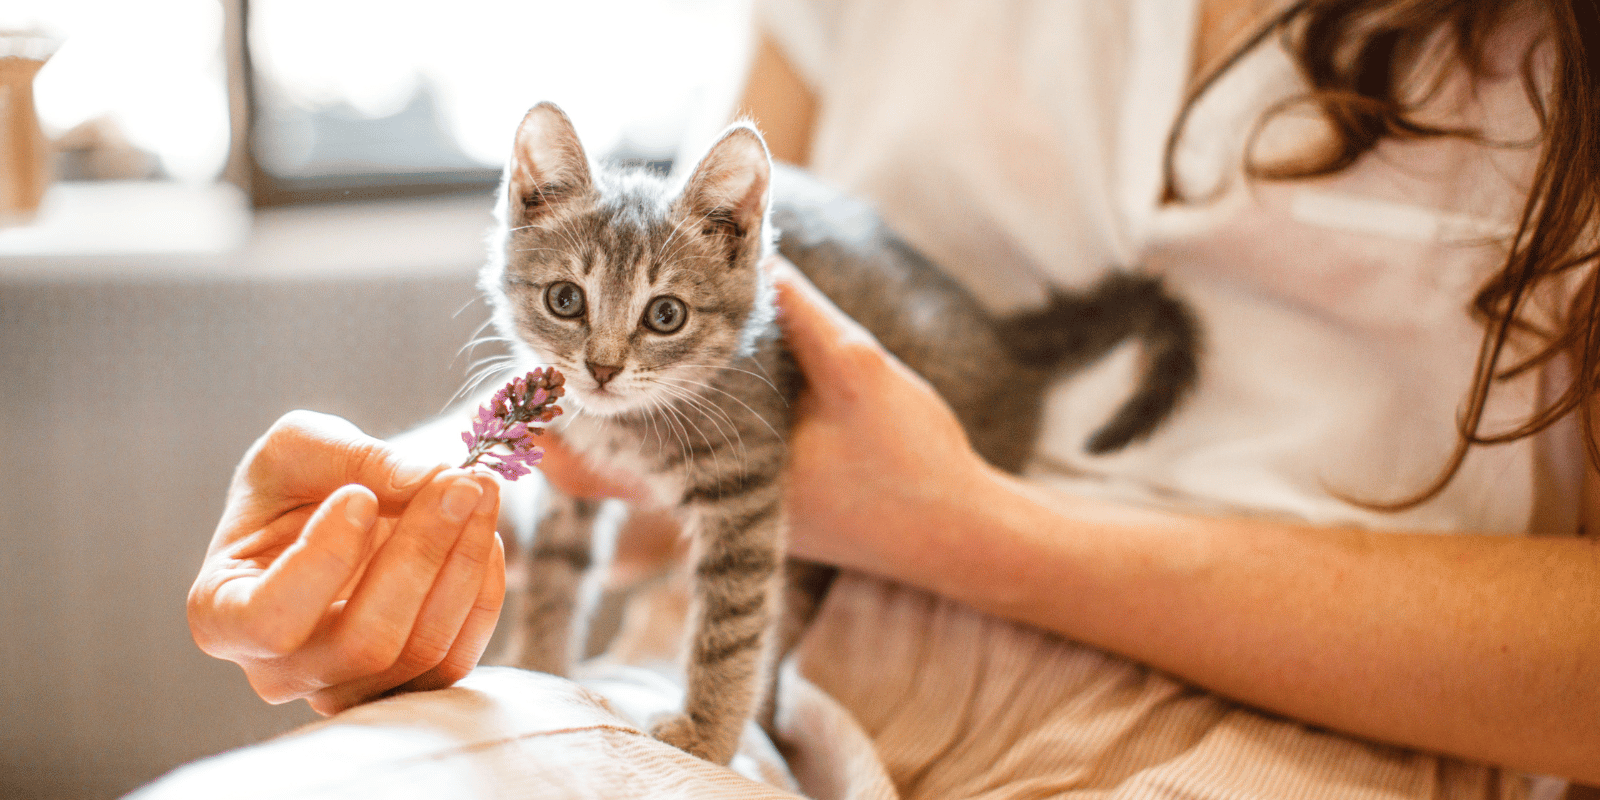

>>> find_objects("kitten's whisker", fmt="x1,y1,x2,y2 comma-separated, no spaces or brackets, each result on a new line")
551,215,590,264
563,401,588,427
659,229,715,274
463,353,522,375
744,357,783,400
635,367,756,466
516,214,585,262
654,382,745,471
456,362,514,396
459,323,505,345
645,394,688,470
635,396,664,463
446,365,515,411
671,363,786,403
655,381,747,461
463,354,513,377
658,376,785,444
457,336,516,360
657,393,724,483
449,353,555,408
654,393,712,473
461,359,519,390
641,394,668,458
465,350,520,365
653,396,694,477
449,319,507,372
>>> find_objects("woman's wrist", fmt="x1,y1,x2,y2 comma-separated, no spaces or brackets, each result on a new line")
864,459,1094,618
901,466,1210,646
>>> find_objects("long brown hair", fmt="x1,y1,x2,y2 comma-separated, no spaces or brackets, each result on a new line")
1163,0,1600,509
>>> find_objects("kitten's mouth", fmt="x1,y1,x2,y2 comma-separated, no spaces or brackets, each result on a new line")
571,383,641,417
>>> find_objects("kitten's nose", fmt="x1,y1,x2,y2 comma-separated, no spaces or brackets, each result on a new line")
586,361,622,388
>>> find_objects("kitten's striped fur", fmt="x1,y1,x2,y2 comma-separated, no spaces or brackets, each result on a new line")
483,102,1200,765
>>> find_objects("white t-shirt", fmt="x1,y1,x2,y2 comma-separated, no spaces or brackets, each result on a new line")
758,0,1579,535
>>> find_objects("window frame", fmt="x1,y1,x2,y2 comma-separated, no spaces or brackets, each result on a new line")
221,0,502,208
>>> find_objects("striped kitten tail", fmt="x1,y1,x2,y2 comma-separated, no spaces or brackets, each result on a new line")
999,272,1202,454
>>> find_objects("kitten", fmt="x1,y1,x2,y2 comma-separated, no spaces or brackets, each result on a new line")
481,102,1200,764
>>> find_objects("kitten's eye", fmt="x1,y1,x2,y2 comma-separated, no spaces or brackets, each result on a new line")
545,281,586,318
643,296,687,334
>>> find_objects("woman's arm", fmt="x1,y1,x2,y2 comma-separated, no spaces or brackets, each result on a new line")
772,260,1600,783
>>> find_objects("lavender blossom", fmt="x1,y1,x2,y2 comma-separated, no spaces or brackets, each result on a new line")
460,368,565,480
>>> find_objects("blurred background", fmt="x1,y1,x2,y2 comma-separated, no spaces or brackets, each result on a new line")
0,2,753,797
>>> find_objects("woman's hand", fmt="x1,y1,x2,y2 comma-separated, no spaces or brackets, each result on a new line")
770,257,995,579
187,411,506,715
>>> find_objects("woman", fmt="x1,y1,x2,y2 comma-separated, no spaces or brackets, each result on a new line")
187,0,1600,795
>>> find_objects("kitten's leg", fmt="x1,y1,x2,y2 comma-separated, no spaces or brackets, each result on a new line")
757,558,837,735
504,490,616,676
652,498,784,765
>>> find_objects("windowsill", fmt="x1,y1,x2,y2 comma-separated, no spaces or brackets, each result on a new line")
0,180,498,282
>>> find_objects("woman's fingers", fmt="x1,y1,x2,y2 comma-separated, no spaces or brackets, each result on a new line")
196,412,511,711
769,258,882,383
302,470,485,689
189,486,378,661
239,485,380,657
396,532,508,694
770,256,933,407
305,474,503,713
244,410,446,518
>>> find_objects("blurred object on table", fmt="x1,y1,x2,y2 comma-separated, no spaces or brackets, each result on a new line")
55,116,160,181
0,29,57,225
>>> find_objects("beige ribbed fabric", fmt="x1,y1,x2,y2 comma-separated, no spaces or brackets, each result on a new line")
132,667,809,800
134,571,1539,800
794,574,1530,800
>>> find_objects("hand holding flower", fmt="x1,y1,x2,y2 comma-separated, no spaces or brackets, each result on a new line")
187,411,506,714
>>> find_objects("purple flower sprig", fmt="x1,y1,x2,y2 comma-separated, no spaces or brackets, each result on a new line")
460,368,565,481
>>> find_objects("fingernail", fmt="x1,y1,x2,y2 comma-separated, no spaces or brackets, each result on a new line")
344,490,377,528
441,478,484,523
474,481,499,516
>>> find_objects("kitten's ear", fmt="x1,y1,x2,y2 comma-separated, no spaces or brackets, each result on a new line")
508,102,594,224
678,124,771,259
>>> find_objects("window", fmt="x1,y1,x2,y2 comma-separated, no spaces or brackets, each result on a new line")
245,0,755,205
15,0,754,205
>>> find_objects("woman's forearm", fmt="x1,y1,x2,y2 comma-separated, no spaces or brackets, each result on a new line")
877,463,1600,782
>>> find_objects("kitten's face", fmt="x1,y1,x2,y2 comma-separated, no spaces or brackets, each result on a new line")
484,103,772,418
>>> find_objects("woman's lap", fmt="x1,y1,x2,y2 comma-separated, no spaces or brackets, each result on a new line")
796,574,1535,800
136,573,1541,800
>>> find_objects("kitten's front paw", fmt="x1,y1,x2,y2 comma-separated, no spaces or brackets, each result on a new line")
650,713,735,765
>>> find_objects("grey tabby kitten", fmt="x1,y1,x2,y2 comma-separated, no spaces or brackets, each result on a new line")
482,102,1199,764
